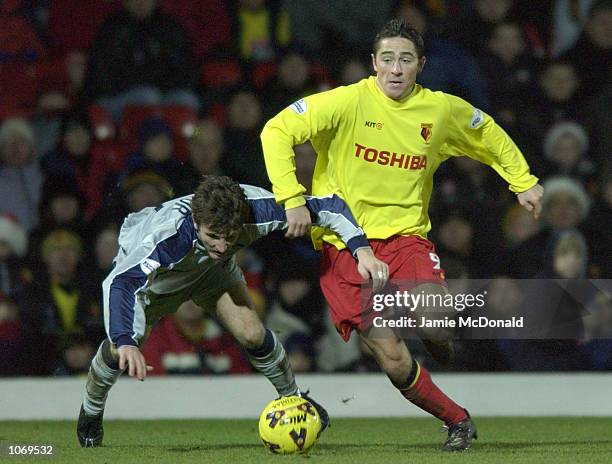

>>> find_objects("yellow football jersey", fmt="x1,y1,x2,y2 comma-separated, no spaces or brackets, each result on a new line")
261,76,538,250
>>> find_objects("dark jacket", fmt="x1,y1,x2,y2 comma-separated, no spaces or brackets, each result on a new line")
85,8,197,99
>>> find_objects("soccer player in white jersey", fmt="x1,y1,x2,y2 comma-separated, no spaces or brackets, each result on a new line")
261,18,544,451
77,175,388,447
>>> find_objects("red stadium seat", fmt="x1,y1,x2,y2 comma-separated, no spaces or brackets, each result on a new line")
161,104,198,161
0,62,38,110
119,104,163,149
201,59,243,88
207,102,227,127
311,61,331,86
36,59,70,94
252,61,277,89
90,140,130,174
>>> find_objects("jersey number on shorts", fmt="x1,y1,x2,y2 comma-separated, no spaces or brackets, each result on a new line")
429,253,441,270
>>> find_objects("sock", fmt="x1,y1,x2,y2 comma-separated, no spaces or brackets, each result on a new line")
246,329,298,397
82,339,123,416
400,361,467,425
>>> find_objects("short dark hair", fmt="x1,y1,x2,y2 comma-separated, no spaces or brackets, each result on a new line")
373,18,425,58
191,176,249,236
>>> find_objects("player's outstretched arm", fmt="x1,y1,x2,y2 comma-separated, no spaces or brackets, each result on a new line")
285,205,312,238
516,183,544,219
356,247,389,293
118,345,153,381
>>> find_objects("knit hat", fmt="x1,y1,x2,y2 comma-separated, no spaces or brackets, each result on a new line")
41,229,82,260
542,176,591,220
0,213,27,257
543,122,589,159
0,118,35,148
122,170,173,199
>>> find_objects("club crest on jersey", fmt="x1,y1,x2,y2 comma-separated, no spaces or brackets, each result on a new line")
289,98,307,114
420,123,433,143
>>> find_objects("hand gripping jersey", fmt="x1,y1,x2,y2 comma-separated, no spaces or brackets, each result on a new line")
261,76,539,250
103,184,368,347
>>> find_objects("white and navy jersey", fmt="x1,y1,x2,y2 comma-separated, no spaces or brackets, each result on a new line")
103,184,368,347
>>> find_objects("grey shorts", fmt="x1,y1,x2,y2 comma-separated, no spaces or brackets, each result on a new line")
137,256,246,326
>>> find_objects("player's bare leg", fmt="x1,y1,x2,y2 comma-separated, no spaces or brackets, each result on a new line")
412,283,457,366
77,326,152,447
215,283,330,431
359,325,476,451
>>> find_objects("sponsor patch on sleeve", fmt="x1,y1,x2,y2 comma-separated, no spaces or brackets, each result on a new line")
470,107,484,129
140,258,161,275
289,98,307,114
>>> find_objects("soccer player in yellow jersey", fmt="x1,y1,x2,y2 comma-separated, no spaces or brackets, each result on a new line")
261,18,544,451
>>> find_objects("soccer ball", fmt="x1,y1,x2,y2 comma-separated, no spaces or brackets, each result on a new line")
258,396,321,454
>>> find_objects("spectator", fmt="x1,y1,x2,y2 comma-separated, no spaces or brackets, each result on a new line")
581,292,612,369
398,2,490,110
0,118,42,232
584,83,611,165
478,22,537,126
18,229,103,375
41,114,109,219
510,176,593,277
294,142,317,194
85,0,199,121
0,295,27,376
121,116,183,190
141,300,251,375
519,60,584,153
160,0,232,61
262,51,317,118
47,0,121,56
0,0,45,62
90,224,120,303
0,214,29,297
285,0,395,60
560,0,612,98
233,0,290,62
337,56,370,86
502,204,541,249
265,255,325,338
222,90,270,188
284,332,315,373
584,169,612,277
542,122,595,184
449,0,516,57
121,170,173,214
54,334,97,376
174,118,226,196
28,176,88,267
550,0,597,57
434,212,479,276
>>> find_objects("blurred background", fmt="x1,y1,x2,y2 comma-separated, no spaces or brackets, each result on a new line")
0,0,610,379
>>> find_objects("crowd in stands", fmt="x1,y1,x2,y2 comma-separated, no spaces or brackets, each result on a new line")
0,0,610,377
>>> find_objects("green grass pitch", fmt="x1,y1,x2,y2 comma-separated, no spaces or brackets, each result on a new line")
2,417,611,463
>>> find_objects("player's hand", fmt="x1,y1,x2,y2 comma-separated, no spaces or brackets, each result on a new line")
517,184,544,219
355,247,389,293
118,345,153,381
285,205,312,238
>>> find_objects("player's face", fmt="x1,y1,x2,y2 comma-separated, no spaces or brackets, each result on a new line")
196,224,239,261
372,37,425,100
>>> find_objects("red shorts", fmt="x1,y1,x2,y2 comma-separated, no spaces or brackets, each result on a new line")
320,235,445,341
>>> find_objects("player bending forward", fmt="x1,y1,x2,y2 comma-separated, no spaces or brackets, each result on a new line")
77,175,388,447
